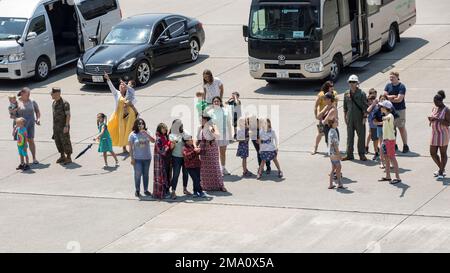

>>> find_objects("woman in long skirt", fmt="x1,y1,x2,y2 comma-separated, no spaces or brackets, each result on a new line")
197,115,227,192
105,73,137,153
153,123,171,199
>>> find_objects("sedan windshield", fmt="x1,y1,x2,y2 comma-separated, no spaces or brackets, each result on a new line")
104,27,151,45
250,5,319,40
0,17,27,40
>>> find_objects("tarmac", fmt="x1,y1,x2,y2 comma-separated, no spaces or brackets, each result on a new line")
1,0,450,252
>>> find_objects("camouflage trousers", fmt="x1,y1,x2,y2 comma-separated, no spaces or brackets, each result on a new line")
53,129,73,155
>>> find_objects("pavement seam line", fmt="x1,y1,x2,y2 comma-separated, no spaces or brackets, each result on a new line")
362,185,449,253
94,203,181,253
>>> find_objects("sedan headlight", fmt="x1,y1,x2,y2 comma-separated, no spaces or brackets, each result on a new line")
8,53,25,62
117,57,136,70
304,61,324,73
249,61,261,72
77,58,83,69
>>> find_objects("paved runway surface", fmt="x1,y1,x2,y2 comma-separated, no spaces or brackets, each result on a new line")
1,0,450,252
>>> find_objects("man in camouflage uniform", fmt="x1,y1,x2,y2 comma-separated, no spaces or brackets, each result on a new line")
343,75,368,161
51,87,73,165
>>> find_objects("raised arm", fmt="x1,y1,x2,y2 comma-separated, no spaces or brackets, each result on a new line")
105,73,120,104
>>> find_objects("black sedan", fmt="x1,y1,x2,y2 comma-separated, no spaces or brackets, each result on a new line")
77,13,205,86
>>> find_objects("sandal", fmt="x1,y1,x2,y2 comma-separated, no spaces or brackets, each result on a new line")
183,189,193,196
337,185,346,189
257,173,262,179
390,179,402,184
328,185,336,189
378,177,392,182
221,187,228,192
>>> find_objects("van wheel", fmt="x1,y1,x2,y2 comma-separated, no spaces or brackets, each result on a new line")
34,57,50,81
328,55,342,82
135,60,151,86
383,25,398,52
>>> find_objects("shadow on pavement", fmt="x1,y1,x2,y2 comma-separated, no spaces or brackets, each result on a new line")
337,187,354,194
30,163,51,170
0,63,77,92
391,181,410,198
253,37,429,96
63,162,82,169
79,55,209,93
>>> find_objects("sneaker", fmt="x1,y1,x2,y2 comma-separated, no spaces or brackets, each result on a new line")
434,171,440,177
144,191,152,197
199,191,207,198
115,161,119,167
22,164,30,171
438,175,445,180
193,192,200,198
16,164,24,170
32,160,39,165
171,191,177,200
103,164,109,169
266,168,271,175
222,167,230,176
402,145,410,153
135,191,141,198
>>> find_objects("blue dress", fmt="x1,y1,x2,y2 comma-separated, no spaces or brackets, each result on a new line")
236,128,249,158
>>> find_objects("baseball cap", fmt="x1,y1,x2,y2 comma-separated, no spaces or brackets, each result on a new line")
379,100,394,110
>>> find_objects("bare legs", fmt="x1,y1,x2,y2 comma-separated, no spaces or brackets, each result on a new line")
219,146,227,168
312,130,324,154
28,138,37,163
103,151,119,167
430,145,448,175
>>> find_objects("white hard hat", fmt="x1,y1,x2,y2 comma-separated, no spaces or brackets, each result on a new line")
348,75,359,83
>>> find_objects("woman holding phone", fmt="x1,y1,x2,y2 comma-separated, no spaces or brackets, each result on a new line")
129,118,155,198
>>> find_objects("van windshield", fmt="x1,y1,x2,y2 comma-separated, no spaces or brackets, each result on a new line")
249,4,320,40
0,17,27,40
103,27,151,45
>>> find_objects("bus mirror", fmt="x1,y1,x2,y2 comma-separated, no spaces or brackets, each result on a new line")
314,28,323,40
242,25,249,38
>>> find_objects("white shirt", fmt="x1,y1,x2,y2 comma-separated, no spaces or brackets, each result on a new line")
203,77,223,103
107,79,137,109
259,129,278,152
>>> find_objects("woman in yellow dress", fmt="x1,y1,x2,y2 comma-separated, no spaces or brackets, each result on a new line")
104,73,137,153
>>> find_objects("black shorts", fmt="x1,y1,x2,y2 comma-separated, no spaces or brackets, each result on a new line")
370,128,379,141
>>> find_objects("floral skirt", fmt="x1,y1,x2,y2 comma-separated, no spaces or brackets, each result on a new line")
200,141,224,191
236,141,249,158
260,151,277,161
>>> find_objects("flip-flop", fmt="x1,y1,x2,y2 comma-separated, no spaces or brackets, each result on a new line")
390,179,402,184
337,185,346,189
378,177,392,182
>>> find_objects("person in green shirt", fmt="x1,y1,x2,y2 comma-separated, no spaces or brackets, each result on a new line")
343,75,368,161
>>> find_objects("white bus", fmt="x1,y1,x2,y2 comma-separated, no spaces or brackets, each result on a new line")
242,0,416,83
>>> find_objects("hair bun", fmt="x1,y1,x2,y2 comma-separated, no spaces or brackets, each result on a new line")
438,90,446,100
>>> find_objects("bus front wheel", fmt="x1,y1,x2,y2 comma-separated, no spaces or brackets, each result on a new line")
328,55,342,82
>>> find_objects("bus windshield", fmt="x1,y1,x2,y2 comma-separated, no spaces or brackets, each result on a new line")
249,4,320,40
0,17,27,40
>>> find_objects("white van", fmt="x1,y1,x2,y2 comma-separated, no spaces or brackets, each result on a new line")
0,0,121,81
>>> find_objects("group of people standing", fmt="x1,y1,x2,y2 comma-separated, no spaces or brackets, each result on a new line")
313,71,411,188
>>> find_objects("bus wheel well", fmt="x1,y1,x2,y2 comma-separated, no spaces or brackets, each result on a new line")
333,53,343,66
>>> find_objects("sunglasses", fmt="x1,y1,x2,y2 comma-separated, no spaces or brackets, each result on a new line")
349,81,358,84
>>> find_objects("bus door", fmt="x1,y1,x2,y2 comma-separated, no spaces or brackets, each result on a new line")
349,0,369,59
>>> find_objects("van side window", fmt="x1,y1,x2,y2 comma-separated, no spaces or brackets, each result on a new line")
28,15,46,35
165,17,186,38
77,0,117,21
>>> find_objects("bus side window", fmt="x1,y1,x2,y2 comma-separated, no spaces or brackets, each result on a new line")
338,0,350,26
323,0,339,51
367,0,381,15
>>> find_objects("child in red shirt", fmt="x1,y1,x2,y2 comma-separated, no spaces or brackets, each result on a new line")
183,135,206,198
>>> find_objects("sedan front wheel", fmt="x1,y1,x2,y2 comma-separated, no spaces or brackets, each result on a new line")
190,39,200,62
135,61,151,86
